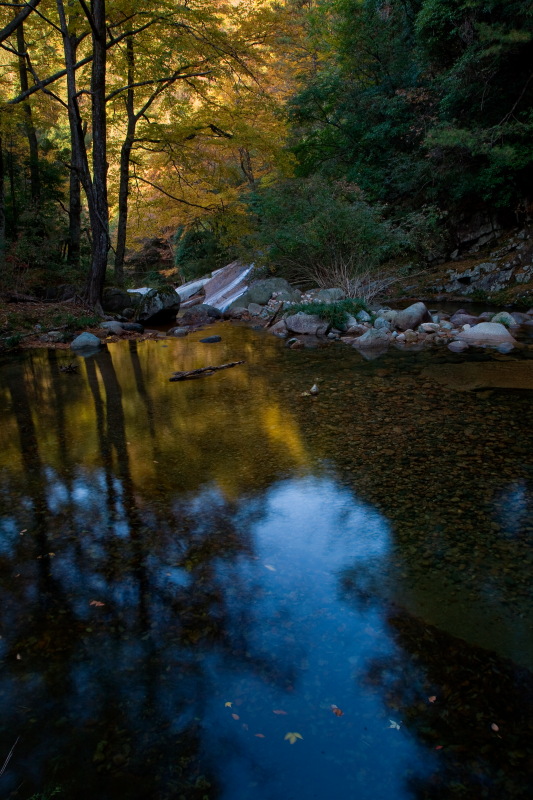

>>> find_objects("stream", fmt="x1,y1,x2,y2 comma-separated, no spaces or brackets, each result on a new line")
0,323,532,799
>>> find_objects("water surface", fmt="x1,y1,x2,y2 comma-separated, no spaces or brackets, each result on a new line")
0,324,532,799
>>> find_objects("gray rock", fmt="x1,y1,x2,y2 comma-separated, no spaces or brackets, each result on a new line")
440,321,454,330
247,302,263,316
491,311,517,328
345,323,368,336
448,340,469,353
373,316,391,331
269,320,288,337
314,287,345,302
167,327,189,337
120,308,135,320
47,330,66,343
179,304,222,327
456,322,517,345
511,312,531,325
284,312,330,336
275,289,302,303
200,335,222,343
247,278,298,305
419,322,439,333
121,322,144,333
356,309,372,323
352,328,390,350
395,302,431,331
70,332,102,353
100,321,125,335
136,286,180,323
449,312,480,327
377,309,399,326
224,306,247,319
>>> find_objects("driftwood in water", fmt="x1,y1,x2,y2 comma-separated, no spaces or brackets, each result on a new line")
169,360,245,382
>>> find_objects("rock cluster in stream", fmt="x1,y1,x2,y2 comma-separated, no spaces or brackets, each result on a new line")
222,286,533,357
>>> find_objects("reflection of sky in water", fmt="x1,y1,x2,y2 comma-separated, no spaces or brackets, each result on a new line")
201,477,431,800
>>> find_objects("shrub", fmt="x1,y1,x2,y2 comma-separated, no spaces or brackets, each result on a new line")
286,298,370,328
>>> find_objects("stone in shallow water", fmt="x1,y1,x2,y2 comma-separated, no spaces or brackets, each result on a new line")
199,336,222,343
70,332,102,353
421,361,533,391
448,340,469,353
456,322,517,346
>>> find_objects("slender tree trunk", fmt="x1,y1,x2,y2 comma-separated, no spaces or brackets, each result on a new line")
56,0,108,308
8,138,17,235
67,29,81,267
0,134,5,252
114,34,134,283
85,0,109,307
17,22,40,203
67,161,81,266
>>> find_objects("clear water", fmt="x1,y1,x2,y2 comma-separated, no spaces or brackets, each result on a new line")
0,324,532,800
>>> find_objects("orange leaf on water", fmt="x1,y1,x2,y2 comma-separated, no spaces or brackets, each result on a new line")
491,723,499,732
428,696,437,703
231,713,240,720
273,709,288,715
255,734,265,738
435,745,443,750
331,704,344,716
89,600,105,607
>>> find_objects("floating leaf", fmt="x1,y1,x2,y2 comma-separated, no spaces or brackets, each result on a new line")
284,732,303,744
264,564,276,571
331,705,344,717
90,600,105,607
224,702,232,708
435,745,443,750
273,709,288,715
388,720,401,730
428,696,437,703
491,723,499,732
231,713,240,721
254,734,265,738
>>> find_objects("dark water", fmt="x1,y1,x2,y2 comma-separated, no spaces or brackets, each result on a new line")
0,324,532,800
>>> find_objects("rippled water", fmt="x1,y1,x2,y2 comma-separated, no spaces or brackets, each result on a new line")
0,324,532,800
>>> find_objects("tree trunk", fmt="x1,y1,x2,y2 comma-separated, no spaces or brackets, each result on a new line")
8,139,17,235
0,134,5,252
67,29,81,267
17,22,40,203
114,34,134,283
85,0,109,307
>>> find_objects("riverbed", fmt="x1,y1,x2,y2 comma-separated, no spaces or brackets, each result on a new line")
0,323,532,799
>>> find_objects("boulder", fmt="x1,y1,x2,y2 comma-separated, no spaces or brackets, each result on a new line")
356,309,372,323
284,312,330,336
247,277,299,306
100,321,125,335
200,335,222,343
352,328,390,350
103,288,133,313
121,322,144,333
491,311,517,328
136,286,180,323
314,287,345,303
167,327,189,337
269,320,288,337
373,316,391,331
456,322,517,346
179,303,222,327
376,309,399,326
395,302,431,331
448,340,469,353
70,332,102,354
449,312,480,327
248,302,263,316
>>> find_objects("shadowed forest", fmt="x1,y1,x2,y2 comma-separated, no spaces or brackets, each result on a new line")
0,0,532,305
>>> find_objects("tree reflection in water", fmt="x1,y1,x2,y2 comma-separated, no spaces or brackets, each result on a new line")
0,338,532,800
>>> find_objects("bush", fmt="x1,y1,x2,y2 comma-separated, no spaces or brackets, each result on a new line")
243,176,426,295
174,224,233,283
286,298,370,328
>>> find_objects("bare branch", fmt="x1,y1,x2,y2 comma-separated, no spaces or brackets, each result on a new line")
0,0,41,45
133,173,214,210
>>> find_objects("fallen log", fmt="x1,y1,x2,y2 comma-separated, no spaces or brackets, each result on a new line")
169,360,245,381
